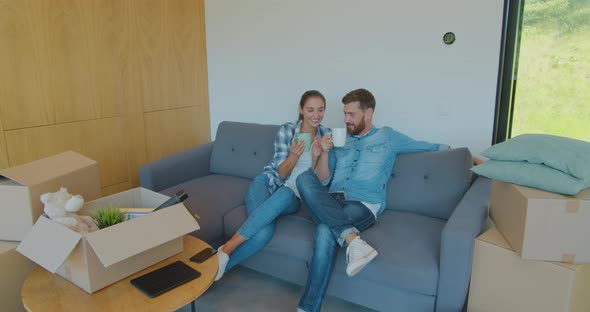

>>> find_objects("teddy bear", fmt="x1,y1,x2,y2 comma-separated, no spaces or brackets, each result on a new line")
41,187,99,233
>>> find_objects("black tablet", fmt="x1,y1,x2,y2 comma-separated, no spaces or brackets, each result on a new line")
130,260,201,298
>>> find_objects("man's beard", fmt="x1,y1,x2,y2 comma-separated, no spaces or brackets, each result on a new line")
347,118,366,135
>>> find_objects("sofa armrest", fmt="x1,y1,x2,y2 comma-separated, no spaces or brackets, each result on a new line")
436,177,491,312
139,143,213,192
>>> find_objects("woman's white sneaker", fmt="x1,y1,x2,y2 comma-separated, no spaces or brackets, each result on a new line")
215,245,230,281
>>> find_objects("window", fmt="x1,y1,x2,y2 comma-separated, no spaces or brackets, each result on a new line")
494,0,589,143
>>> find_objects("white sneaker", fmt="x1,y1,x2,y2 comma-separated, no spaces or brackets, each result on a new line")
215,245,230,281
345,237,378,277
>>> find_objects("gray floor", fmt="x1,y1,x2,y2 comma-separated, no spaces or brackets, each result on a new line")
177,266,375,312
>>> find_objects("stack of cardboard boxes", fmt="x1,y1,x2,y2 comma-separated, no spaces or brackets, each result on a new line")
1,151,198,311
0,151,102,312
468,180,590,312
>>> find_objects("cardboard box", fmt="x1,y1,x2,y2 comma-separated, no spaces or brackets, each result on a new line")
17,187,199,294
0,241,36,312
0,151,101,241
468,226,590,312
490,180,590,263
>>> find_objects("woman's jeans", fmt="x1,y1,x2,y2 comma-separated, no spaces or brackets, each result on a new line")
225,173,299,270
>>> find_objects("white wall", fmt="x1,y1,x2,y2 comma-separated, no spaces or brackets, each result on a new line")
205,0,504,154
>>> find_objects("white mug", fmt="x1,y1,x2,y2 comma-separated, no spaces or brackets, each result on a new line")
332,128,347,147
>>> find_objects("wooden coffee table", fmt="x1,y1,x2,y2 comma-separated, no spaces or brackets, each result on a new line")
22,236,217,312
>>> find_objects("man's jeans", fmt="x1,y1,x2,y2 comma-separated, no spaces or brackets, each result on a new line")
226,173,299,270
296,169,375,312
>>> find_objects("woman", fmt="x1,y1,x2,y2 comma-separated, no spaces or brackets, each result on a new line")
215,90,331,281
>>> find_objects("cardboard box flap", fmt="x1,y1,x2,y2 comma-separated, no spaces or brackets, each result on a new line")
138,187,171,206
16,216,82,273
85,204,199,267
0,151,96,186
478,226,513,250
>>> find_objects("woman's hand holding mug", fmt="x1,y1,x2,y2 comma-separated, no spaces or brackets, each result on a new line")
290,138,306,157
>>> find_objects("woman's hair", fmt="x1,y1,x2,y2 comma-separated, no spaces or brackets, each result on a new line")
298,90,326,120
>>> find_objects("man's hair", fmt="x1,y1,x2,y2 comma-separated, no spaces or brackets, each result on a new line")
298,90,326,120
341,88,376,111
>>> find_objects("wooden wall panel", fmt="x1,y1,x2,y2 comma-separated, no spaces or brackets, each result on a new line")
4,122,79,167
0,109,9,170
101,181,131,197
0,0,210,193
43,0,97,124
123,0,162,187
162,0,207,112
88,0,126,119
4,118,127,188
121,55,148,188
144,107,209,162
80,118,128,186
0,0,54,130
132,0,166,114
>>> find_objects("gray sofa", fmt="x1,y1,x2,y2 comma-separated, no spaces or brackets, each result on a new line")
139,121,491,312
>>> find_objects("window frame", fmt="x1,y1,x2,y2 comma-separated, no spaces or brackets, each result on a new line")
493,0,525,144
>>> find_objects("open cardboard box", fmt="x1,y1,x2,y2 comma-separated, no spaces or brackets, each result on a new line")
17,187,199,294
0,151,101,241
490,180,590,263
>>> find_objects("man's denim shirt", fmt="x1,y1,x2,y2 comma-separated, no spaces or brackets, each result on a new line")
327,126,445,217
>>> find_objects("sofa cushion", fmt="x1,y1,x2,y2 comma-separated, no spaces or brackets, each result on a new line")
210,121,279,179
387,148,473,220
161,174,250,243
335,210,446,296
223,205,247,237
265,210,444,296
263,215,317,263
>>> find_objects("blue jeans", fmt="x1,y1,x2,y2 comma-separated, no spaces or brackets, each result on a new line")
226,173,299,270
299,224,338,312
296,169,375,312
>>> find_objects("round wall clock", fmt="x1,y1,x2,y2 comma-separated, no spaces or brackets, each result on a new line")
443,32,456,45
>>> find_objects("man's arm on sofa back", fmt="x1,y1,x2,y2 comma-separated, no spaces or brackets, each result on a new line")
436,177,491,312
139,143,213,192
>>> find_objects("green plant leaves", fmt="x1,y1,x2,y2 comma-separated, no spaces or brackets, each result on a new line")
93,205,127,229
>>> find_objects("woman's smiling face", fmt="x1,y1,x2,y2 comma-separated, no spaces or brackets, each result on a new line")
299,96,326,128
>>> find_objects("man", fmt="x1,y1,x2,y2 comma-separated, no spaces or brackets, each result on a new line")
296,88,448,312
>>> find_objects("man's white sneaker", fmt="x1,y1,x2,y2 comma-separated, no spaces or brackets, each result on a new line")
215,245,230,281
346,237,377,277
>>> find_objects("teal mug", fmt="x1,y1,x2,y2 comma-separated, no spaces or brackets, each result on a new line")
296,133,312,152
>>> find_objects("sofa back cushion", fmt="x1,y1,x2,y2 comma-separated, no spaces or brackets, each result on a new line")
210,121,279,179
386,148,473,220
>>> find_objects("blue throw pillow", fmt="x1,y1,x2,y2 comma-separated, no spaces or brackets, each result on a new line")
481,134,590,180
471,160,590,195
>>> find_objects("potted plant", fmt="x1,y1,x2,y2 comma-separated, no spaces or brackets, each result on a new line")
93,206,127,229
